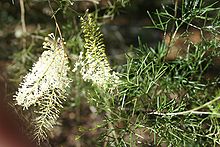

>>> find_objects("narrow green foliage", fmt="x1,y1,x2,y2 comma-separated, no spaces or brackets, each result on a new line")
7,44,38,84
103,0,130,18
114,41,220,146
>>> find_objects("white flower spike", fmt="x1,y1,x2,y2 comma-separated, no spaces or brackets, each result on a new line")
14,33,71,141
74,13,120,91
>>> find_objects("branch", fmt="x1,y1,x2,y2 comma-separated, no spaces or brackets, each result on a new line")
19,0,27,48
148,96,220,117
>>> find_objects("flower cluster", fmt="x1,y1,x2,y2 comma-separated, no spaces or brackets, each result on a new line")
73,13,120,91
14,33,71,141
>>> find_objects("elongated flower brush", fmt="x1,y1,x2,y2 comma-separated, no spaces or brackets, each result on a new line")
14,33,71,142
73,13,120,91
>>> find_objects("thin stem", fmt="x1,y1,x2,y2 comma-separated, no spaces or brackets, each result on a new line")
47,0,62,39
169,0,178,45
19,0,26,33
106,111,119,145
19,0,27,48
148,96,220,116
150,111,220,117
47,0,68,54
103,92,119,145
73,0,100,4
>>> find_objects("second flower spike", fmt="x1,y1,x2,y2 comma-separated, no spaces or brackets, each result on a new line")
74,13,120,91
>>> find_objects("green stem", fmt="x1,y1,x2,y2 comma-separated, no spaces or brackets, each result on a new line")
149,96,220,116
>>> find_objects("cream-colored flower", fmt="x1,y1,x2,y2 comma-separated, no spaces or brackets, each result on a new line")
73,14,120,91
14,33,71,141
15,33,70,108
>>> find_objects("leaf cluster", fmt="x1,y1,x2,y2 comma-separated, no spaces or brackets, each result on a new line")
84,0,220,146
